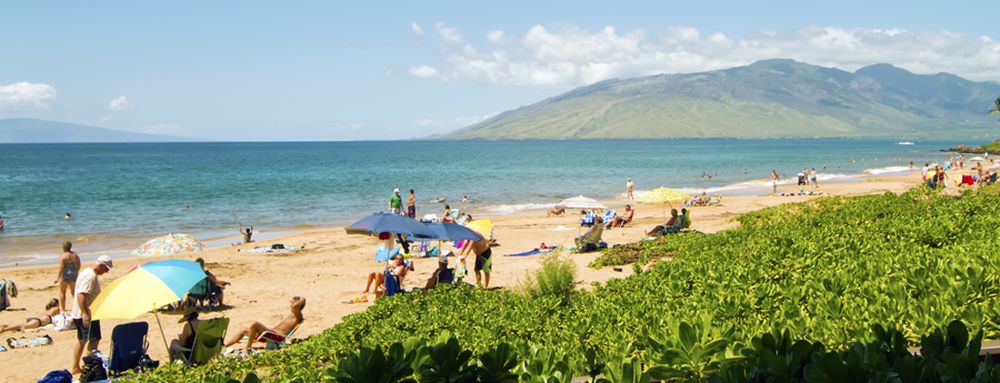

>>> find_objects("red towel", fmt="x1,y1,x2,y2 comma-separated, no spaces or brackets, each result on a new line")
962,174,974,185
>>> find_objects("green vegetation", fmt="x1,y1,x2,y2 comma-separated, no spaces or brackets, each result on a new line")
444,60,1000,140
519,254,577,306
133,186,1000,382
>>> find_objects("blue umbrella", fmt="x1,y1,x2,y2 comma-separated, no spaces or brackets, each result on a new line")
423,222,485,241
346,212,436,238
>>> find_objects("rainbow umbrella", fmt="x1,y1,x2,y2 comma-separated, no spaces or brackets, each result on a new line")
91,259,207,353
132,233,205,257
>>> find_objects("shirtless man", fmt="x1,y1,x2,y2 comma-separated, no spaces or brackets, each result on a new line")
462,238,492,288
224,296,305,350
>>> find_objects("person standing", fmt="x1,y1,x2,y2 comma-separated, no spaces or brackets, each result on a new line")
0,214,4,232
810,168,818,189
71,255,113,375
626,178,634,200
54,241,81,312
388,189,402,215
770,170,780,194
407,189,416,218
461,238,493,289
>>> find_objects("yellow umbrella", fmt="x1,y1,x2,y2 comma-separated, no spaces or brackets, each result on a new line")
637,187,692,205
465,219,494,238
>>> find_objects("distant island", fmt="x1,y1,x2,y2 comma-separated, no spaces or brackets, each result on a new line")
0,118,196,143
444,59,1000,140
946,140,1000,154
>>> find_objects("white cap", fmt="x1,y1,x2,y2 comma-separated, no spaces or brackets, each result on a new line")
393,188,400,193
96,255,114,269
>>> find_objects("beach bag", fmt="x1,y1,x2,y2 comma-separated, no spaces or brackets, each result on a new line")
0,279,16,311
271,243,286,250
80,353,108,382
36,370,72,383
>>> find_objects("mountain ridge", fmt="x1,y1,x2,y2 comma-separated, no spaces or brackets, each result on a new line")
0,118,198,143
445,59,1000,140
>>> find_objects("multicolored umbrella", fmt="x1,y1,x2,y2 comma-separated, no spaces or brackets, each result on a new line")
637,187,692,205
92,259,207,320
132,233,205,257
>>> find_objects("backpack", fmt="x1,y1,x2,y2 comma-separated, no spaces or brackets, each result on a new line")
79,353,108,382
36,370,72,383
0,279,16,311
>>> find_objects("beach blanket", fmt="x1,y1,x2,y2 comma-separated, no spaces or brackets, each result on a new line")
505,246,560,257
238,246,301,254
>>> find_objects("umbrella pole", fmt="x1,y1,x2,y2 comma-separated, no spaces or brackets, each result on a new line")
154,311,170,357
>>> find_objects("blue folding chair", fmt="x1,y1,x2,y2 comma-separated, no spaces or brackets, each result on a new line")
109,322,149,376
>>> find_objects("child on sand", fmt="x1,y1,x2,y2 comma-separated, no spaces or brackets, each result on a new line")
54,241,81,312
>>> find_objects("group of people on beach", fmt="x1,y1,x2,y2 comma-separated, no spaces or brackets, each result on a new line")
922,154,998,189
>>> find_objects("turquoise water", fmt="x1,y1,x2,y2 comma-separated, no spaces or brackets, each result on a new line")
0,139,966,265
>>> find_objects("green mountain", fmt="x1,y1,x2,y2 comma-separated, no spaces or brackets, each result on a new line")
445,59,1000,139
0,118,195,143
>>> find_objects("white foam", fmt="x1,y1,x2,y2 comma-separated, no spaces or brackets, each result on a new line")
863,166,911,176
486,203,555,214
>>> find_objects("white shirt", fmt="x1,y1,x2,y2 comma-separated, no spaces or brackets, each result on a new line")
71,267,101,319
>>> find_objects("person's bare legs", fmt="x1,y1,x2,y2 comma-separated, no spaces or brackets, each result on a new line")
243,322,269,349
58,281,69,312
484,272,490,289
364,272,385,293
224,321,269,349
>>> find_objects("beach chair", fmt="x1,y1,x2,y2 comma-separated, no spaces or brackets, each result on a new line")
256,323,300,350
109,322,149,376
171,317,229,367
707,194,722,206
383,269,404,297
185,278,215,309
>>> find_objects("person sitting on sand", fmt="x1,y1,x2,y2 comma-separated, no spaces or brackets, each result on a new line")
546,205,566,217
239,223,255,243
169,308,201,353
224,296,305,350
363,254,412,296
0,298,63,334
685,192,708,207
609,205,634,228
575,217,604,252
647,209,679,236
195,258,230,306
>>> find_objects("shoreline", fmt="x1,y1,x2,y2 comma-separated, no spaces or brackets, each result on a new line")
0,164,924,269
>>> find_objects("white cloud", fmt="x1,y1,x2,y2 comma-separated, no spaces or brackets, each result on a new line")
410,22,424,36
406,24,1000,88
108,95,133,111
435,22,463,43
487,29,506,44
408,65,439,78
0,82,57,111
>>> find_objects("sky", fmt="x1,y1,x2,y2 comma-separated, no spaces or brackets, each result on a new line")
2,1,1000,141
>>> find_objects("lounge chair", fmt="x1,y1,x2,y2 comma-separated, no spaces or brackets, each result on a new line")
707,194,722,206
256,323,300,350
109,322,149,376
580,212,596,227
171,317,229,367
186,278,215,309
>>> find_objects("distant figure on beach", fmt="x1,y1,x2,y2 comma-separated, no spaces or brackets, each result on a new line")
626,178,634,200
54,241,81,312
810,168,818,188
0,298,61,334
610,204,634,228
462,237,492,288
71,255,113,375
909,160,914,171
575,217,604,252
64,212,72,221
407,189,416,218
462,195,469,208
546,205,566,217
442,204,454,223
240,223,255,243
224,296,305,350
388,188,402,215
0,214,4,232
195,257,230,306
770,170,780,194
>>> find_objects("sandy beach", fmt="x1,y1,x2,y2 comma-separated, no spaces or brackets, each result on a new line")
0,170,953,382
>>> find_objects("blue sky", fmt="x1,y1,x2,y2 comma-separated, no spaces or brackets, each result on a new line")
1,1,999,140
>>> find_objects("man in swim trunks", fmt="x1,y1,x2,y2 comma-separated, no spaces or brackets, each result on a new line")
464,238,492,289
224,296,306,350
388,188,402,215
71,255,113,375
0,298,60,334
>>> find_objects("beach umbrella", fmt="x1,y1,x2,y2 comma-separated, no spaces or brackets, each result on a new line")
558,195,606,210
970,156,986,162
637,187,692,205
465,219,494,238
132,233,205,258
345,213,435,238
91,259,207,354
423,221,485,242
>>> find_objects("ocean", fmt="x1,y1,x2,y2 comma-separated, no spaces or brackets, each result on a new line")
0,139,969,266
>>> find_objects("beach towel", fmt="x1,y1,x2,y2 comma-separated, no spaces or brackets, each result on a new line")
36,370,72,383
962,174,975,185
505,249,542,257
238,246,301,254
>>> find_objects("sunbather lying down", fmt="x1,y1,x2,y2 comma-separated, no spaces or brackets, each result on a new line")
0,298,65,334
224,296,305,350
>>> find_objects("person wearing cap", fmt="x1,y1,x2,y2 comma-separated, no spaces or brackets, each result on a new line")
70,255,113,375
169,307,201,354
388,189,402,215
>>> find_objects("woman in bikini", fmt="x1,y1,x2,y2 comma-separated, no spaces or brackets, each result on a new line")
54,241,81,312
0,298,61,334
